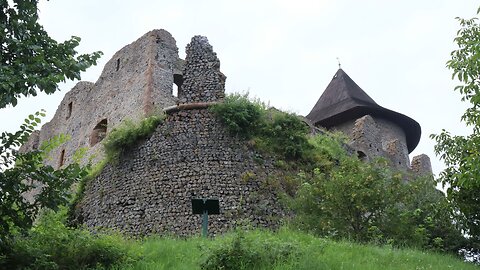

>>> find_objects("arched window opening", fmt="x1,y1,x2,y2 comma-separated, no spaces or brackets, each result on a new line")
59,149,65,167
357,150,367,161
173,74,183,97
66,102,73,120
90,119,108,146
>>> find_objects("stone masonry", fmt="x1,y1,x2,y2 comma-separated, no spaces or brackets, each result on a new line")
21,29,433,236
179,36,226,104
335,115,414,171
74,36,284,236
20,30,183,168
75,109,284,236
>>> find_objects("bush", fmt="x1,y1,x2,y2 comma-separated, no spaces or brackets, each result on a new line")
5,208,137,270
209,93,266,138
211,93,312,162
200,230,300,270
289,143,466,254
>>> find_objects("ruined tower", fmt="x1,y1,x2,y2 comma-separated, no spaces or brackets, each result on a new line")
74,35,284,236
21,30,184,168
306,69,432,175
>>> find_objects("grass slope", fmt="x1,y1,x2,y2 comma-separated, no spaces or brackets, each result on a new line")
115,229,475,270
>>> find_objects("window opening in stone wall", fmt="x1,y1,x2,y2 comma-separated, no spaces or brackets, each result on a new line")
172,83,178,97
116,58,120,71
66,102,73,120
173,74,183,97
90,119,108,146
357,151,367,161
59,149,65,167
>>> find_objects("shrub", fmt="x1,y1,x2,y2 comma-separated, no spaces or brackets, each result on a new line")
209,93,266,138
211,93,312,163
260,111,311,161
199,230,300,270
5,208,137,270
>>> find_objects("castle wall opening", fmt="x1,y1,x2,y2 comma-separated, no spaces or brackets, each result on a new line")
66,102,73,120
173,74,183,97
59,149,65,167
90,119,108,146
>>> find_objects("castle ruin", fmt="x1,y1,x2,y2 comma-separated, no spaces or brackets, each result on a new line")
21,30,432,236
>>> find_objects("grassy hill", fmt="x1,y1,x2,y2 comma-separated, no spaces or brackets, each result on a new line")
115,229,475,270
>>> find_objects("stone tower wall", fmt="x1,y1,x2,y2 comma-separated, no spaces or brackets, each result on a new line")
21,30,182,169
179,36,226,104
75,35,284,236
333,115,428,173
75,109,284,236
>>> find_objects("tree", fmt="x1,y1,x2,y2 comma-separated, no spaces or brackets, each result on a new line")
290,140,464,253
0,0,102,108
0,0,99,257
0,115,89,254
431,8,480,250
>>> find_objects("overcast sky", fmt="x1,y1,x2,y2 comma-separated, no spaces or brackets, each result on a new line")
1,0,478,176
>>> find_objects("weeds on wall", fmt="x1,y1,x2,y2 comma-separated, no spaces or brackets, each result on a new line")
103,114,165,162
68,114,165,226
210,93,313,165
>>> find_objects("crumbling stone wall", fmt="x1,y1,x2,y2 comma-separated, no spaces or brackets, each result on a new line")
333,115,431,174
179,36,226,104
75,36,283,236
75,109,285,236
21,29,182,169
411,154,432,176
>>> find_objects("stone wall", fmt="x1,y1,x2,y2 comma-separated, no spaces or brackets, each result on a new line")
75,109,285,236
74,34,285,236
333,115,431,174
20,29,182,169
179,36,226,104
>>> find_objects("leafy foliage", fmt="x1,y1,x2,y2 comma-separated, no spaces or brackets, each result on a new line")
103,114,165,161
200,229,300,270
430,8,480,252
0,0,102,108
4,208,137,269
212,94,465,254
211,93,311,162
289,135,464,253
0,113,89,254
209,93,266,138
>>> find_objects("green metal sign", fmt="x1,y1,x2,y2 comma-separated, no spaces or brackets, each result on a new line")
191,198,220,237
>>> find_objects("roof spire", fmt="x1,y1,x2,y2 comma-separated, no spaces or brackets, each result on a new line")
336,57,341,69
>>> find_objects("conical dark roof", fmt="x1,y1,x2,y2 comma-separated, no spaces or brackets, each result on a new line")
306,69,421,153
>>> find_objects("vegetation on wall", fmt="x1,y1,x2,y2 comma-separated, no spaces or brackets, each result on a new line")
210,93,312,163
103,114,165,162
68,114,166,225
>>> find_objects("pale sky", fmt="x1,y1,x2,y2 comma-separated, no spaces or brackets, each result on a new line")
1,0,478,176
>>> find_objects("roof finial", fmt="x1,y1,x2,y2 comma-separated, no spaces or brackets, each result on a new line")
336,57,341,69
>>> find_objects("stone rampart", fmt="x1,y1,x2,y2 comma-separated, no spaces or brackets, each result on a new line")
75,108,285,236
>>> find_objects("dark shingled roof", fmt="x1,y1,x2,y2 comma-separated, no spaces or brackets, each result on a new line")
306,69,421,153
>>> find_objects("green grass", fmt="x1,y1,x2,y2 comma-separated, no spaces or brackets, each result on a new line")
114,229,476,270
